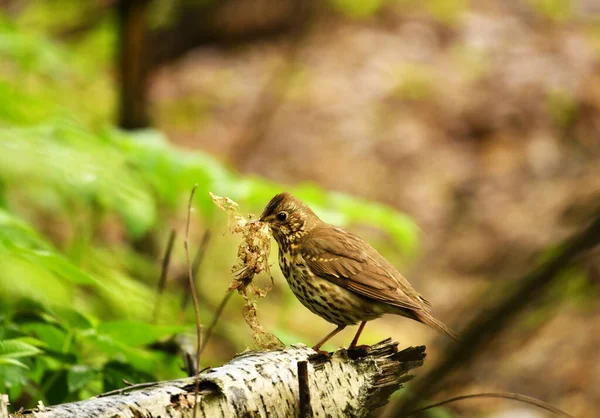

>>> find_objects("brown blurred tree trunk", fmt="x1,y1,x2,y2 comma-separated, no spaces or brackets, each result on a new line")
117,0,150,130
114,0,315,131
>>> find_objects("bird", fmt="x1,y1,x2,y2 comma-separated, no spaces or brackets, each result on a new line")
259,192,457,353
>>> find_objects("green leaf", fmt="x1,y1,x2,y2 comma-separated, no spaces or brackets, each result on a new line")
42,369,69,405
0,357,28,368
67,365,96,393
11,336,47,348
0,254,74,306
18,248,98,285
102,361,155,392
0,123,158,238
0,339,43,368
20,323,68,353
54,307,96,331
89,334,166,373
97,321,191,347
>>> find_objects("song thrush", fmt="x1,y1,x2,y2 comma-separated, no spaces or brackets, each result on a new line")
260,192,457,352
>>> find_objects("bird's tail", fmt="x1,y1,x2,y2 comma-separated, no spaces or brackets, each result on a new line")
413,310,459,343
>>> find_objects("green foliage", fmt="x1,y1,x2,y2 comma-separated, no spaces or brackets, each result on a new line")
329,0,467,24
328,0,385,18
529,0,573,22
546,89,579,128
0,302,188,404
0,339,43,369
525,265,597,327
393,64,437,102
0,4,420,410
421,0,467,24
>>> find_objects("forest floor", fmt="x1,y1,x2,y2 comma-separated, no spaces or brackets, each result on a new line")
151,2,600,417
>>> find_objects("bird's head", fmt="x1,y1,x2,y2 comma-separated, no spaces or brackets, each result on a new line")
259,192,320,244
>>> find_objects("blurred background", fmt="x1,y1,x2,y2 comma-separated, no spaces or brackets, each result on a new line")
1,0,599,417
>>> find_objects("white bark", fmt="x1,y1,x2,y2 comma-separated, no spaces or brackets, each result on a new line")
17,339,425,418
1,394,9,418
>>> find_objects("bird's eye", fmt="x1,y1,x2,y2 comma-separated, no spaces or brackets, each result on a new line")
276,211,288,222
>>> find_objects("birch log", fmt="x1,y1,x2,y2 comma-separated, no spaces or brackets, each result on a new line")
1,394,9,418
17,339,425,418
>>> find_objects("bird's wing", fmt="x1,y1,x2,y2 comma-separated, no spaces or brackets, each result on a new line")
300,226,424,311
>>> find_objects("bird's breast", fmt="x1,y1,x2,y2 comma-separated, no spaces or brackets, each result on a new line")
277,248,382,326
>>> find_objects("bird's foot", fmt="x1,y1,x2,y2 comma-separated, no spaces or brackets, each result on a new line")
310,347,332,357
347,344,371,359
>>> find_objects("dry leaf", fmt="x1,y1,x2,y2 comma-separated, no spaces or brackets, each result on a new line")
210,192,284,349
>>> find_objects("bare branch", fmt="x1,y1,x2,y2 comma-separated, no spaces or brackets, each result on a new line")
184,184,202,418
394,214,600,416
180,230,212,313
400,392,575,418
198,290,234,359
152,229,176,323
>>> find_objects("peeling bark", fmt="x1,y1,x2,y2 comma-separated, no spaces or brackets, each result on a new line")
17,339,425,418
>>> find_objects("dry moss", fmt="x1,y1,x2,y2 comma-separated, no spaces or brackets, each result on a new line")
210,192,284,349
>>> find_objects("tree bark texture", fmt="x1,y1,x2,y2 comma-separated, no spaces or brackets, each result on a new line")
1,394,9,418
17,339,425,418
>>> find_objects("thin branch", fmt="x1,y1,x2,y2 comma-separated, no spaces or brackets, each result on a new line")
97,381,159,398
394,214,600,416
298,360,313,418
152,229,176,323
184,184,202,418
400,392,575,418
197,290,234,359
180,230,212,313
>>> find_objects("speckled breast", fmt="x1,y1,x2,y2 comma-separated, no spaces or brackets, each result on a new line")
278,249,382,326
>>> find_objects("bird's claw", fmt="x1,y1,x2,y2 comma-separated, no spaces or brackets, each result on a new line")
310,348,332,357
347,344,371,359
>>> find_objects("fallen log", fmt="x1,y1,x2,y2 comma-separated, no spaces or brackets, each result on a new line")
16,339,425,418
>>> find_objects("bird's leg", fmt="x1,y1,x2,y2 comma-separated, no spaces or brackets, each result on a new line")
312,325,346,352
347,321,371,359
349,321,367,349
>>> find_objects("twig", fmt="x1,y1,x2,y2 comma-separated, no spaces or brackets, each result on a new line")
184,184,202,418
197,290,234,359
180,230,212,313
400,392,575,418
97,381,159,398
297,361,313,418
394,214,600,416
152,229,176,323
183,351,196,377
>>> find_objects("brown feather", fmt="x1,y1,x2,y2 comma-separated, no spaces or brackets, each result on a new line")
300,225,424,311
260,191,458,343
411,309,459,342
